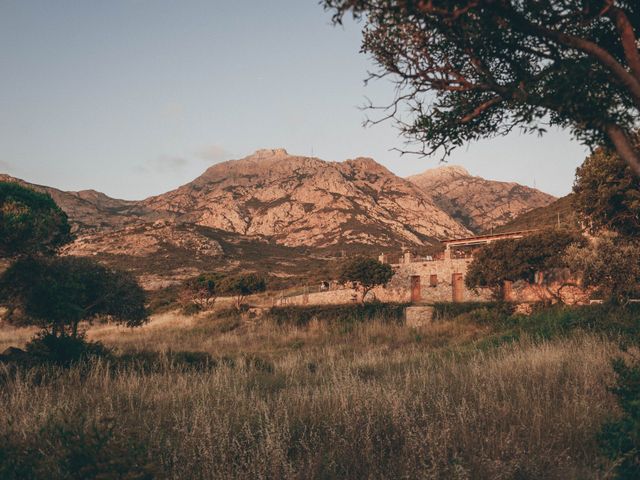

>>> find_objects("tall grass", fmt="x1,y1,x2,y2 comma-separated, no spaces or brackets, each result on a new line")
0,331,623,479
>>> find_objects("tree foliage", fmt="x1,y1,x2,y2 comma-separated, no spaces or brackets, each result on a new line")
573,145,640,237
181,272,226,310
324,1,640,174
0,256,148,337
0,181,71,257
565,234,640,304
338,256,395,303
218,273,266,310
465,230,583,298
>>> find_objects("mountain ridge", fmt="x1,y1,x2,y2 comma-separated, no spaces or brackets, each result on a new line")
407,165,556,233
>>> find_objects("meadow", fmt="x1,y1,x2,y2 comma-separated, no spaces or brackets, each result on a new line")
1,304,637,479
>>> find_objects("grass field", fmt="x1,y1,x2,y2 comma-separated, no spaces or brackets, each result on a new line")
1,304,637,479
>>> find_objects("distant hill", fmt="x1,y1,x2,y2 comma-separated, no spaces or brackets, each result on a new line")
407,165,556,234
494,194,580,233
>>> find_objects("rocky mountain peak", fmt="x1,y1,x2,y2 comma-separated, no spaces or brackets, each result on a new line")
407,165,555,233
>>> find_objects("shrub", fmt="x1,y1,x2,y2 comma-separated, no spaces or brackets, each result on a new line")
23,332,111,366
218,273,266,310
268,302,408,326
0,415,156,480
600,357,640,480
181,272,225,310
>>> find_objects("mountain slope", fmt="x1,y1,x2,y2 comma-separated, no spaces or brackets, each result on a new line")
141,149,471,248
407,165,556,233
494,195,580,233
0,174,156,232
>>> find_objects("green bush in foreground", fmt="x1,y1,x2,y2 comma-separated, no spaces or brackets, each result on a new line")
600,358,640,480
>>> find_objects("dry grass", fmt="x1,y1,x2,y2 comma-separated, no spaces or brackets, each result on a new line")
0,308,626,479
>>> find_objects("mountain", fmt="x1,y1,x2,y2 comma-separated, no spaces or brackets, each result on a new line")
2,150,557,288
494,195,580,233
407,165,556,233
141,149,471,248
0,174,157,232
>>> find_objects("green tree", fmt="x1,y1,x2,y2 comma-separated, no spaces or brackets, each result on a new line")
181,272,226,310
0,181,71,257
338,256,395,303
465,230,583,299
0,256,148,338
573,146,640,237
219,273,266,311
324,1,640,174
565,234,640,304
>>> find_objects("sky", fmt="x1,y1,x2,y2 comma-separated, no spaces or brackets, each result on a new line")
0,0,588,200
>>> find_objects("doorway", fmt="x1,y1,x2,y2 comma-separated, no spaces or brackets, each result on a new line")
452,273,464,302
410,276,421,303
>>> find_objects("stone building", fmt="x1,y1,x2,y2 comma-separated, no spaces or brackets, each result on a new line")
379,230,536,303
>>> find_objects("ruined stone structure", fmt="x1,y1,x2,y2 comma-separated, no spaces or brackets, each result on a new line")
380,231,537,303
274,229,590,307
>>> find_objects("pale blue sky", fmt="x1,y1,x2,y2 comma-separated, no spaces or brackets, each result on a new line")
0,0,587,199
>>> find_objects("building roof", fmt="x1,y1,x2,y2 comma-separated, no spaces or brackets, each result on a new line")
442,229,538,247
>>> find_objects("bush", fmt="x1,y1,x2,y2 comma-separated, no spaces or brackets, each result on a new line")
24,333,110,366
268,302,408,326
218,273,266,310
181,302,203,316
432,302,514,322
600,358,640,479
0,415,156,480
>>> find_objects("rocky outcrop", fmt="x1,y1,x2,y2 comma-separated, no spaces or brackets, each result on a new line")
141,149,471,248
407,165,556,233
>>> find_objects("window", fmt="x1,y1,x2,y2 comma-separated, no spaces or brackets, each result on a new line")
430,274,438,287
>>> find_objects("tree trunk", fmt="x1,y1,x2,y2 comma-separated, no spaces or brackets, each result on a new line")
604,124,640,177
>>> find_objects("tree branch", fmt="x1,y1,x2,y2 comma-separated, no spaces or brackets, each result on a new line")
606,6,640,83
505,9,640,109
604,124,640,176
460,96,502,123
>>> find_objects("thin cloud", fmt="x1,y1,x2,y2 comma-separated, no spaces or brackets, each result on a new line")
135,156,189,174
197,145,234,164
0,160,14,172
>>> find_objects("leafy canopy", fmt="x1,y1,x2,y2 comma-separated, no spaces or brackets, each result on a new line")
324,1,640,173
182,272,226,309
219,273,266,309
0,256,148,337
0,181,71,257
339,256,395,302
465,230,583,294
573,144,640,237
565,233,640,304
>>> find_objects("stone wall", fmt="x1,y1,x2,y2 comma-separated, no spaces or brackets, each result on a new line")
385,257,492,303
267,259,590,307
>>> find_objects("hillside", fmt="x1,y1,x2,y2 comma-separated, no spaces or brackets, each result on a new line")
0,174,156,232
407,165,556,233
494,194,580,233
63,221,336,290
141,148,471,248
1,151,561,288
